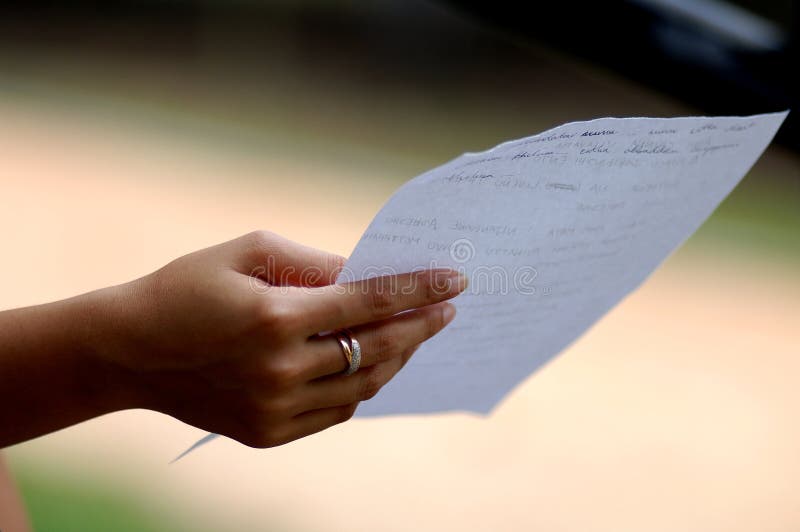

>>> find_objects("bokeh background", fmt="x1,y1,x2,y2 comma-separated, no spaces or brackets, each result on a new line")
1,1,798,531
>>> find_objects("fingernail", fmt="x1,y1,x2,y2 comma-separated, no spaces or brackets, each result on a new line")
442,303,457,324
432,269,468,296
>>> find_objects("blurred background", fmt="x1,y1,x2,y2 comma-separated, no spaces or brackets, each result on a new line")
1,1,798,531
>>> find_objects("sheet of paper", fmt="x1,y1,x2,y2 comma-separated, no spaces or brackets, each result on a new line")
177,112,787,459
339,112,788,417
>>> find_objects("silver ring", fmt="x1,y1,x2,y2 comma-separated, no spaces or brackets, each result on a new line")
345,332,361,376
334,330,361,376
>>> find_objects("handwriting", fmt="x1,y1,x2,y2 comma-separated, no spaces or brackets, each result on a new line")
624,140,678,154
581,129,616,136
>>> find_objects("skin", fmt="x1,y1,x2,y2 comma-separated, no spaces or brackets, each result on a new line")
0,230,466,527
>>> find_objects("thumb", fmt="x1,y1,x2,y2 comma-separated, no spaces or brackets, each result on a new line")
233,231,345,287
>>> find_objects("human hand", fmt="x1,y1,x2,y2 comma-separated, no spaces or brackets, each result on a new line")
92,231,465,447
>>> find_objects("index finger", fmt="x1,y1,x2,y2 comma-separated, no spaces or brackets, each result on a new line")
288,268,467,335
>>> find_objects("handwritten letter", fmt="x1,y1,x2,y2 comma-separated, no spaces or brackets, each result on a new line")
340,112,788,416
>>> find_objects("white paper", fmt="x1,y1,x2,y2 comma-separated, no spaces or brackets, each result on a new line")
338,112,788,417
177,112,787,458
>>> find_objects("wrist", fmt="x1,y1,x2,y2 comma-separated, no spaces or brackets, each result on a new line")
0,285,149,446
73,285,150,415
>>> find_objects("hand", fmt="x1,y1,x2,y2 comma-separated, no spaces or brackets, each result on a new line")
93,231,466,447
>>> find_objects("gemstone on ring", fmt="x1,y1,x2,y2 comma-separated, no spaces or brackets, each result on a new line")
344,333,361,376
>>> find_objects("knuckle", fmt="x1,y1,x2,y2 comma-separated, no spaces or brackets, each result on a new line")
256,300,298,333
245,230,276,248
324,254,345,284
375,330,400,359
335,403,358,424
241,230,281,273
423,273,444,301
239,409,287,449
364,287,394,318
251,426,286,449
427,306,446,337
358,367,384,401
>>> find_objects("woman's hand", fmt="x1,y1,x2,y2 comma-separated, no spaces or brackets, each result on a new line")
91,231,465,448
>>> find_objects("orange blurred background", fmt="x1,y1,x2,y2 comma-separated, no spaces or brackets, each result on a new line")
1,2,798,531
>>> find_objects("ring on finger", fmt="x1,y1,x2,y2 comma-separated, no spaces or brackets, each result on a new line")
334,330,361,376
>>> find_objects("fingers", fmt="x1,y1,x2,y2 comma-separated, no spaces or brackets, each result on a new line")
241,344,420,448
299,344,420,410
304,301,455,379
289,268,467,335
278,344,422,444
232,230,345,287
277,402,361,446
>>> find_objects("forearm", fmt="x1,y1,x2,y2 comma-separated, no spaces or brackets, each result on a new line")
0,290,137,447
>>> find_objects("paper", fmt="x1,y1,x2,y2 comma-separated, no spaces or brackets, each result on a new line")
177,112,787,458
338,112,787,416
